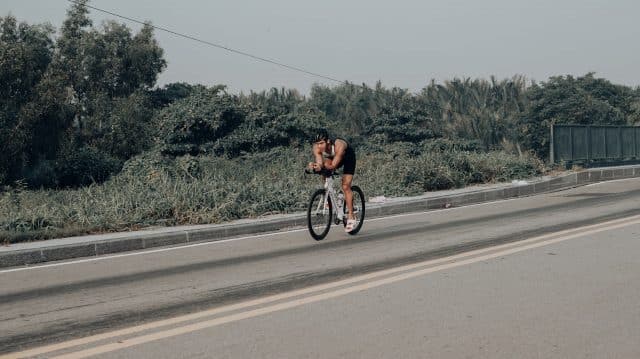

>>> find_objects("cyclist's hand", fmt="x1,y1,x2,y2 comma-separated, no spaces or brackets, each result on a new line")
308,162,320,172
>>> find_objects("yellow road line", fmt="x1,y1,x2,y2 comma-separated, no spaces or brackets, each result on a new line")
5,214,640,359
53,217,640,359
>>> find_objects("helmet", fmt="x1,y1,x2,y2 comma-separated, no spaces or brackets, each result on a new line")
313,128,330,143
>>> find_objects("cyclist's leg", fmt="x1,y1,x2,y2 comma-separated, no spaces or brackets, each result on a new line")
321,158,333,209
341,150,357,222
342,174,354,220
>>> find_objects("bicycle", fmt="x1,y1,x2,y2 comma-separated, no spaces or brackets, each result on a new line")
304,168,365,240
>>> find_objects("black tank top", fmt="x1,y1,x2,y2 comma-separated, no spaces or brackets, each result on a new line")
333,137,354,157
322,138,351,158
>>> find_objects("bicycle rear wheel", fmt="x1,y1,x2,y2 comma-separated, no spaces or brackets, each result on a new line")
344,185,365,235
307,189,332,240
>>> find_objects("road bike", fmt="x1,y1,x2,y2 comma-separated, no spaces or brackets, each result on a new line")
304,168,365,240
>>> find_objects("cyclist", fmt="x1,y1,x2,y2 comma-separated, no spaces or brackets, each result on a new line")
307,129,357,232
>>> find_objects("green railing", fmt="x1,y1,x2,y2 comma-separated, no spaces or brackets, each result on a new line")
550,125,640,165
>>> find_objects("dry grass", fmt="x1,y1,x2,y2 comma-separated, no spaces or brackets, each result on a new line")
0,147,543,242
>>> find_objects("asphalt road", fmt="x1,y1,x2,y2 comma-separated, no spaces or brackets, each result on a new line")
1,178,639,358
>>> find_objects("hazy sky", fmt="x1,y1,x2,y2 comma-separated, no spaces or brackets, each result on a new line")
2,1,639,94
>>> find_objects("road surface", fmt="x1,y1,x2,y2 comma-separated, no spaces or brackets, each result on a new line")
1,178,639,358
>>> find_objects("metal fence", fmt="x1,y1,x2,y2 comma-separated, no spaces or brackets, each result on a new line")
550,125,640,164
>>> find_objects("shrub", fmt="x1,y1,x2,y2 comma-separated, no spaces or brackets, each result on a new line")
23,159,58,188
0,147,544,242
156,87,247,156
56,147,122,187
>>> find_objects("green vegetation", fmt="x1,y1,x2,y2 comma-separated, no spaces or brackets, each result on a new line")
1,1,165,188
1,1,639,241
0,146,541,242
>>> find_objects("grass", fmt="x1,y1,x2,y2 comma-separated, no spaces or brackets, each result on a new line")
0,146,544,243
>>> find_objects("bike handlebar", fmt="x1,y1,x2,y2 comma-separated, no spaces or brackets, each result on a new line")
304,168,339,177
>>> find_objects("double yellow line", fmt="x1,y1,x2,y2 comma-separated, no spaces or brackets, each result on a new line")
6,214,640,359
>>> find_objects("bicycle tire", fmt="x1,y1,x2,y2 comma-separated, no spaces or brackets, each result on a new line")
343,185,365,235
307,188,332,240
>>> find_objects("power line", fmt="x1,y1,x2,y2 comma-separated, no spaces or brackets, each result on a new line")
66,0,346,84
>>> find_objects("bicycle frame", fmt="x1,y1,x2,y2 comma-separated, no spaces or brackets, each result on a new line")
306,168,365,240
314,175,346,223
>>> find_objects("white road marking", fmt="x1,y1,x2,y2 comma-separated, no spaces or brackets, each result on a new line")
5,174,635,274
0,195,523,274
4,214,640,359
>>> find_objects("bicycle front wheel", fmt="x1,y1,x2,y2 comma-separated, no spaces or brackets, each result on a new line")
307,189,332,240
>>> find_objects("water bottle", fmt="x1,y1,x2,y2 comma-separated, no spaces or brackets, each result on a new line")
337,192,344,208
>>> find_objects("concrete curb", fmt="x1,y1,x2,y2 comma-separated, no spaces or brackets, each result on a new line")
2,165,639,268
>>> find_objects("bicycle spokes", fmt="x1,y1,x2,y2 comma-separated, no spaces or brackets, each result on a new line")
307,189,332,240
305,169,366,240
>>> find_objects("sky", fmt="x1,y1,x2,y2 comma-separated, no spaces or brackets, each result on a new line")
2,0,639,94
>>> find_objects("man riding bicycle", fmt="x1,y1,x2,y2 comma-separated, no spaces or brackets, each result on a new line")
307,129,357,232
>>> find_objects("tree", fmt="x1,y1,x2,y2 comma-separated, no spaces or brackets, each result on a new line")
519,73,630,159
366,86,437,144
1,1,167,187
416,76,528,152
308,83,379,139
0,15,56,184
91,91,156,159
156,86,247,156
150,82,202,108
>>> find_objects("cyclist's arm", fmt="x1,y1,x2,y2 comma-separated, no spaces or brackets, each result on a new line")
310,144,324,171
324,140,346,170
